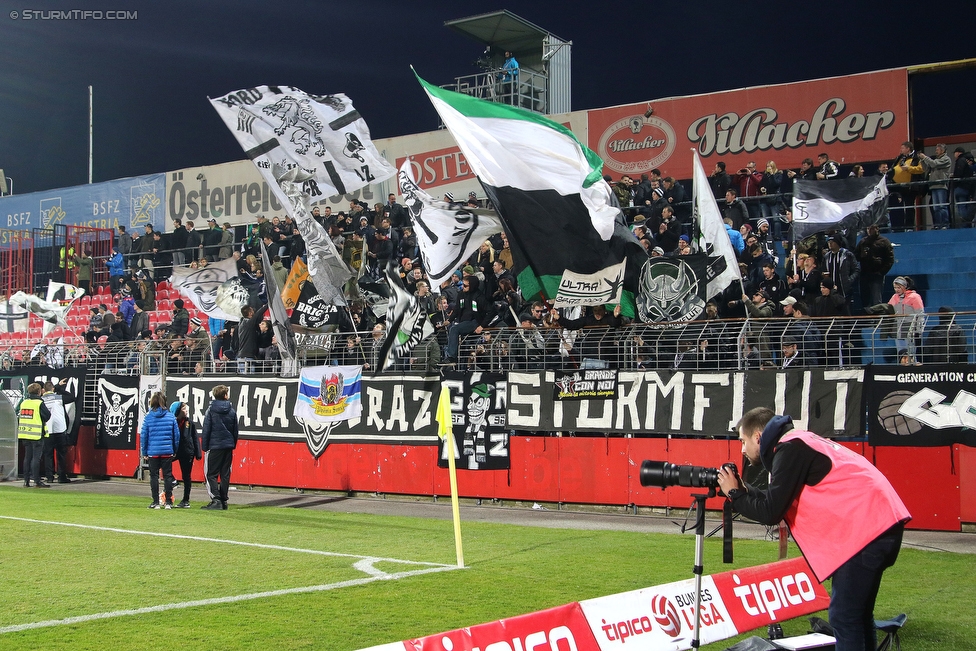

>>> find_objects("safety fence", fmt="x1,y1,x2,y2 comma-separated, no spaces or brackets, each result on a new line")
3,311,973,424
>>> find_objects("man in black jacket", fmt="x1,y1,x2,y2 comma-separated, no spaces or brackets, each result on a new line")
235,304,268,374
184,220,203,264
444,276,486,364
201,384,238,510
854,224,894,309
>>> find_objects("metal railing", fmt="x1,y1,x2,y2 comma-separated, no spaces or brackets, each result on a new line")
443,67,549,113
3,312,971,419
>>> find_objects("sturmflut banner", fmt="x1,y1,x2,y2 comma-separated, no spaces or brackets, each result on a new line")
866,365,976,447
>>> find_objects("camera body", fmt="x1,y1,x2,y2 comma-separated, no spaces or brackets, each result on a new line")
640,460,737,489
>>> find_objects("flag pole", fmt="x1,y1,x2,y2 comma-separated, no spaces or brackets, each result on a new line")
436,381,464,568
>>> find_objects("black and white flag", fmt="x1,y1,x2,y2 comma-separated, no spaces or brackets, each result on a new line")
259,242,297,361
378,263,434,372
289,281,341,331
209,87,395,198
0,299,29,333
397,161,504,285
170,256,247,320
791,176,888,239
96,375,139,450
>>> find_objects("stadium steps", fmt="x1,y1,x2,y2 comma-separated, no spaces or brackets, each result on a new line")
888,228,976,313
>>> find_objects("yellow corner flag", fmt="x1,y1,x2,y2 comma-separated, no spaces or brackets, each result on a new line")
435,382,464,568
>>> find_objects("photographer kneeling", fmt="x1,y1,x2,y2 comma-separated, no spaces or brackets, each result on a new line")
717,407,910,651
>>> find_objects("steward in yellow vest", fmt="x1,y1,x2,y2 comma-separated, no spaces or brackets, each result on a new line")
17,382,51,487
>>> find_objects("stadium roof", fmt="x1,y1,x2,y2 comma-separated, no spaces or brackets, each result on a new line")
444,9,565,54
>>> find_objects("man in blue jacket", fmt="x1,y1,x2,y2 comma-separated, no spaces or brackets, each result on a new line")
201,384,239,510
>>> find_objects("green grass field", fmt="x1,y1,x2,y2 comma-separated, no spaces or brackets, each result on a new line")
0,485,973,651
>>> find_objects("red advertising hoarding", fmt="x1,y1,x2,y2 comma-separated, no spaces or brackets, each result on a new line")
588,68,909,180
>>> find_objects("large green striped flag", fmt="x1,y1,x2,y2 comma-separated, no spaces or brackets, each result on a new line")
416,72,647,313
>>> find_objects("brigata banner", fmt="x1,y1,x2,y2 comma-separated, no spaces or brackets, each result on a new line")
866,364,976,447
356,557,829,651
588,68,908,181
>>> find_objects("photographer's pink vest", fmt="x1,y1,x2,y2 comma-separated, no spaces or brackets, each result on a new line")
779,430,911,582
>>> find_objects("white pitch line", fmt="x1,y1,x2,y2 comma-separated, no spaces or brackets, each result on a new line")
0,566,458,634
0,515,463,635
0,516,451,567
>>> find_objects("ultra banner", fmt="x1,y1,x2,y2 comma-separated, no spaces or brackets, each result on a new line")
358,557,829,651
509,368,864,437
0,365,87,445
866,364,976,447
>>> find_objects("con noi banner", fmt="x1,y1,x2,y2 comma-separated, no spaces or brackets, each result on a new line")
866,364,976,447
358,557,828,651
588,68,909,181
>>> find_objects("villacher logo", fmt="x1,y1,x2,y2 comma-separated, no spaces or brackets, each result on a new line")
597,114,676,174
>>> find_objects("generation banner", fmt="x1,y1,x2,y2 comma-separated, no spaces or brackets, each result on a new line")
357,557,829,651
0,173,165,239
866,365,976,447
588,68,909,181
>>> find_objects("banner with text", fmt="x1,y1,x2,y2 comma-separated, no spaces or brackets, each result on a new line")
438,371,510,470
0,173,165,241
588,68,908,181
866,365,976,447
358,557,829,651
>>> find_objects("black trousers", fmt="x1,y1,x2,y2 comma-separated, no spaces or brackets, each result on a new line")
176,455,195,503
204,448,233,504
22,439,44,483
147,456,175,505
44,432,70,481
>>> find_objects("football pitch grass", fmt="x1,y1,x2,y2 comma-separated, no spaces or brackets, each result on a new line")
1,485,974,651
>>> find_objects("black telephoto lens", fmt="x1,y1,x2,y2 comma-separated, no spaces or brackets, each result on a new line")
640,460,721,489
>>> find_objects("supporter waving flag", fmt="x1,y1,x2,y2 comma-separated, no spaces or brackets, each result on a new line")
378,262,434,372
415,71,647,313
792,176,888,239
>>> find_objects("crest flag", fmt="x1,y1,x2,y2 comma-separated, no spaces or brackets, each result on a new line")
295,365,363,424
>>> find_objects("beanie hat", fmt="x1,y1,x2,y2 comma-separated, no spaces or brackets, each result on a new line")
756,218,769,229
190,317,202,326
169,401,183,415
462,264,476,275
174,299,184,309
679,234,690,243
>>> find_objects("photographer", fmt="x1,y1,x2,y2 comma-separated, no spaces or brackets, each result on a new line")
717,407,910,651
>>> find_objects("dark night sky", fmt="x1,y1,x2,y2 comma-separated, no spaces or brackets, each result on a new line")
1,0,974,194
